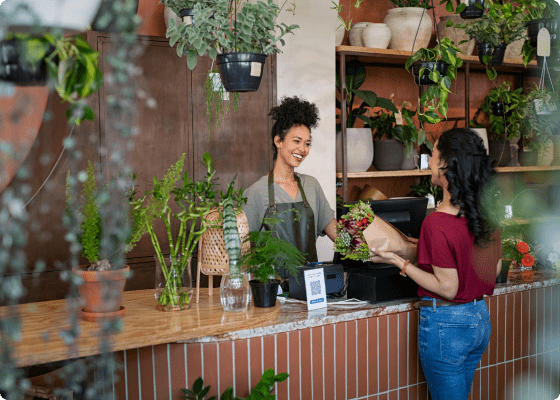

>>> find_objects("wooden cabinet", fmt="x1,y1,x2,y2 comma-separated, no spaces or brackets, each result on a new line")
336,45,560,202
9,31,275,303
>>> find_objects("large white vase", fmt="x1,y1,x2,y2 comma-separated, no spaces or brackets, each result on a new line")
383,8,432,52
437,15,475,56
2,0,103,31
336,128,374,173
362,23,392,49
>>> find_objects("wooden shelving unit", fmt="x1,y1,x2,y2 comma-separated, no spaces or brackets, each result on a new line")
336,46,552,202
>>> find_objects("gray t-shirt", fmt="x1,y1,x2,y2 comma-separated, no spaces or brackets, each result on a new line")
243,174,335,237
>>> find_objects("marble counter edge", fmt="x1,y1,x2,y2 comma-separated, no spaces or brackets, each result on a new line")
178,272,560,344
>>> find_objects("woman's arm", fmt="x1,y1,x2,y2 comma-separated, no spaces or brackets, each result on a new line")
496,259,502,278
323,218,337,242
370,251,459,300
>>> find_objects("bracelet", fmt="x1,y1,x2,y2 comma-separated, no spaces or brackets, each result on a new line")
400,260,409,277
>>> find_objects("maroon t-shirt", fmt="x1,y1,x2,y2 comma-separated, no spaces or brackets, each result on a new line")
417,212,495,302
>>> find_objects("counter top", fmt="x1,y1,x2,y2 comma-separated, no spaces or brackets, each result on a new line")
4,268,559,367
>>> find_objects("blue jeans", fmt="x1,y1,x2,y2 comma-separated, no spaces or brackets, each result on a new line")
418,296,491,400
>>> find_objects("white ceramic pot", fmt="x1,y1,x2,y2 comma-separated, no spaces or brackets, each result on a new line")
361,23,392,49
164,7,182,30
336,128,374,173
349,22,370,47
383,8,432,52
437,15,475,56
335,24,345,47
471,128,489,155
2,0,103,31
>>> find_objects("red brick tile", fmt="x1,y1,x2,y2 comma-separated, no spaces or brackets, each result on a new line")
471,368,480,400
408,383,418,400
505,294,514,363
300,329,312,400
368,396,379,400
233,340,249,398
418,382,428,400
368,317,379,395
389,388,399,400
536,288,545,355
138,346,154,399
399,388,408,400
521,357,529,399
505,361,514,399
521,290,530,358
346,321,357,399
378,393,388,400
323,325,335,400
543,287,552,357
311,326,323,400
480,367,488,400
488,296,498,366
263,335,275,371
154,344,171,399
388,314,399,391
123,349,139,400
186,343,202,394
357,319,368,398
202,343,219,398
398,312,408,390
409,310,419,385
529,289,537,356
249,337,263,392
169,343,186,399
488,366,497,400
218,342,234,396
334,323,346,400
378,315,389,393
513,292,522,360
275,333,288,400
113,351,126,400
497,295,506,363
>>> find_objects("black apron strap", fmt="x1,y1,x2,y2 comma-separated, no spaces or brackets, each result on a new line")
267,171,276,214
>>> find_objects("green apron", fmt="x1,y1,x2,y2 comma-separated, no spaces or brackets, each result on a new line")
260,171,318,280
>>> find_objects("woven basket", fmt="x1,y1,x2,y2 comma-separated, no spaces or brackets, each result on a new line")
198,207,250,275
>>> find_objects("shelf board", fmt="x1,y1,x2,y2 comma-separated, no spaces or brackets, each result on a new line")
335,46,538,71
336,165,560,179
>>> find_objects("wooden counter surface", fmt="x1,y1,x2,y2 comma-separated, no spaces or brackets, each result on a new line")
3,289,280,367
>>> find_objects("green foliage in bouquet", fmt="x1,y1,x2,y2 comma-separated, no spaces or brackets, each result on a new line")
334,201,375,261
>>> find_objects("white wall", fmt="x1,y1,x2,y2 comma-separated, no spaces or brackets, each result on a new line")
276,1,338,261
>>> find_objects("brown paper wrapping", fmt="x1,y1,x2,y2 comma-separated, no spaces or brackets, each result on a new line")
363,216,418,264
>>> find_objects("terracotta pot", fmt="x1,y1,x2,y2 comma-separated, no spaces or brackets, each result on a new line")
384,8,432,52
361,23,391,49
72,265,129,316
437,15,475,56
373,139,404,171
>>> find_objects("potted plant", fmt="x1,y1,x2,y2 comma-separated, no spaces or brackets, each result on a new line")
240,218,305,308
500,237,536,281
440,0,485,19
364,107,405,171
521,0,560,67
0,34,51,86
383,0,432,52
459,2,526,66
330,0,366,47
159,0,197,25
66,161,130,322
128,152,218,311
335,59,397,173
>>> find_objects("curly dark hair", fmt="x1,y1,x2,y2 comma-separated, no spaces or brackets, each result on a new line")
269,96,320,160
437,128,498,246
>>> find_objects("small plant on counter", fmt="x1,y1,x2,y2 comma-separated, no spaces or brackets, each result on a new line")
502,238,536,269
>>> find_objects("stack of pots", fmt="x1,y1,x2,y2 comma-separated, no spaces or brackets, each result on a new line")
349,22,392,49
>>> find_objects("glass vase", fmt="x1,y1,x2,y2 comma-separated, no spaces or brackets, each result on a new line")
220,264,251,312
154,255,193,312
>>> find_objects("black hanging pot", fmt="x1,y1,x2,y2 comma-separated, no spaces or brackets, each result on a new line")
526,18,559,49
477,42,507,66
249,280,279,308
488,139,511,167
179,8,195,25
91,0,139,32
490,101,513,117
0,38,49,86
411,60,449,86
216,52,267,92
456,0,484,19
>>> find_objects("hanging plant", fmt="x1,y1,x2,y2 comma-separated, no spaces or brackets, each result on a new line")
203,69,240,131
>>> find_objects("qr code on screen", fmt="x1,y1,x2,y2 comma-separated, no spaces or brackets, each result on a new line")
310,280,321,296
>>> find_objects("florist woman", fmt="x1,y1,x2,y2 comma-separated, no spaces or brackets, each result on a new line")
370,128,502,400
243,96,337,282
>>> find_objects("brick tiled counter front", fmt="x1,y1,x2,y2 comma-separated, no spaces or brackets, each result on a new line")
110,269,560,400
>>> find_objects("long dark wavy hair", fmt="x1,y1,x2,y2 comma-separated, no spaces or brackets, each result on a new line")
437,128,498,246
269,96,319,160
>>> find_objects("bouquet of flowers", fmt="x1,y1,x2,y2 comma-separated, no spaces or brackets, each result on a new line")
502,238,536,269
334,201,375,261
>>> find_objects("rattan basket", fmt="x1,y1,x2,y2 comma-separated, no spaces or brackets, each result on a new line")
196,207,250,302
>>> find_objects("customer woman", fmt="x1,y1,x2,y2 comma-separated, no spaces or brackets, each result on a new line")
370,128,501,400
243,96,337,276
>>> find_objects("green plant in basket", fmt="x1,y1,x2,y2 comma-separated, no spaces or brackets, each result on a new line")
128,152,218,310
334,201,375,261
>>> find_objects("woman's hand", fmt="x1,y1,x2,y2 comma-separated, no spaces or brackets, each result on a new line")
370,250,400,267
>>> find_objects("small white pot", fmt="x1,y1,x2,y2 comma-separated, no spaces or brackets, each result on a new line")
349,22,370,47
335,24,345,47
336,128,374,173
383,8,432,52
362,23,392,49
2,0,103,31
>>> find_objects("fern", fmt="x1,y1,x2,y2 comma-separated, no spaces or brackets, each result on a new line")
81,160,100,264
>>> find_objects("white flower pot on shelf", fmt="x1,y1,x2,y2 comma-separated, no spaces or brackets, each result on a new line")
349,22,370,47
336,128,374,173
362,23,391,49
383,8,432,52
2,0,103,31
335,24,345,47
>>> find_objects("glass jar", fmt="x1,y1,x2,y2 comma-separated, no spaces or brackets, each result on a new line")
154,254,193,312
220,261,251,312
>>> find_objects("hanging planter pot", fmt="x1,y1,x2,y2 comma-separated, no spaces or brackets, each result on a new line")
216,52,267,92
383,7,432,52
488,139,511,167
490,101,513,117
179,8,195,25
411,60,449,86
2,0,103,31
91,0,139,32
527,19,559,49
456,0,485,19
0,38,50,86
477,42,507,66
